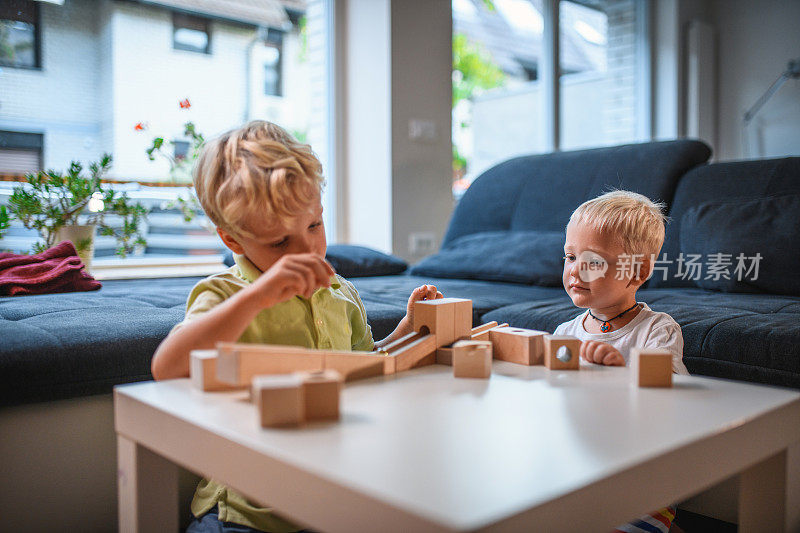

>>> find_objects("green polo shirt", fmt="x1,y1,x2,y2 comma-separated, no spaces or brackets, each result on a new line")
174,253,375,532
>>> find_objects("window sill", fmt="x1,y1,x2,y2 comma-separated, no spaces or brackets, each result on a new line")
90,254,225,280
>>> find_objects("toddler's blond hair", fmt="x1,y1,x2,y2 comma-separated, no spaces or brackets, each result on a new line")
568,190,667,261
193,120,324,239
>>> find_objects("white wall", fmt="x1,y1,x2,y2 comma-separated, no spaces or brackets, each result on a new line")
338,0,453,260
390,0,453,261
712,0,800,161
340,0,393,253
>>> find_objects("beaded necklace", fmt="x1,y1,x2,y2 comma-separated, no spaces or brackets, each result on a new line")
588,302,640,333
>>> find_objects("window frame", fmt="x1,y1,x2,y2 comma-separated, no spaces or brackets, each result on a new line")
262,28,284,97
172,12,212,55
0,0,42,70
0,130,43,172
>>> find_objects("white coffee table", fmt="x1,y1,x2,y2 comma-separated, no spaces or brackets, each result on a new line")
114,362,800,532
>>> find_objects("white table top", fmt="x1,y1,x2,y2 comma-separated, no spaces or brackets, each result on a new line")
115,362,800,532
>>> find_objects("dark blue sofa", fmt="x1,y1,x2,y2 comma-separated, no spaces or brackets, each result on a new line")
3,139,800,408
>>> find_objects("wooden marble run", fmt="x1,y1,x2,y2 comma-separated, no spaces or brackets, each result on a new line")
189,298,591,427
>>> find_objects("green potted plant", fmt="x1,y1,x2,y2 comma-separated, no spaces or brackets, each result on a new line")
0,205,9,241
7,154,148,268
145,120,206,223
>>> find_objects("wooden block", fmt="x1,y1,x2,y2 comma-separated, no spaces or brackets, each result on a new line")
190,350,244,391
252,374,305,427
471,322,509,342
216,343,324,386
413,299,456,347
382,353,397,375
324,352,385,382
381,331,420,354
452,299,473,341
392,333,437,372
543,335,582,370
299,370,342,421
436,346,454,366
489,327,548,366
452,340,492,378
631,348,673,387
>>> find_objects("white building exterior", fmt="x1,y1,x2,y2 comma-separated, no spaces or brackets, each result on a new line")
0,0,308,182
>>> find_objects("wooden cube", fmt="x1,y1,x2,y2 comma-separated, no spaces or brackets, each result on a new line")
299,370,342,421
436,346,454,366
489,327,548,365
543,335,582,370
452,340,492,379
452,299,473,342
252,374,305,428
190,350,244,391
413,299,456,347
631,348,673,387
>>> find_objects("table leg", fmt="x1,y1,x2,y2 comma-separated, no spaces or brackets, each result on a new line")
739,449,787,533
117,435,179,533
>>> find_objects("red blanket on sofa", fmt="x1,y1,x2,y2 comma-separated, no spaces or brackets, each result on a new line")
0,241,101,296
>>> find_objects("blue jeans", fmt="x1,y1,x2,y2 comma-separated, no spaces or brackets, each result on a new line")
185,506,312,533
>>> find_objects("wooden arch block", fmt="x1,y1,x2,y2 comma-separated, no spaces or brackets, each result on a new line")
413,298,472,347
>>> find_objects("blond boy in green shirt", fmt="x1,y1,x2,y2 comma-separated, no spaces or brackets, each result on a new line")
152,121,443,532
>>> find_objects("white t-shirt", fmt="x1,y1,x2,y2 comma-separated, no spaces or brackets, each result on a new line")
553,302,689,375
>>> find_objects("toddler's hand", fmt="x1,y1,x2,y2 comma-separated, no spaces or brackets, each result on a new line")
580,340,625,366
253,253,335,307
389,285,442,338
406,284,443,319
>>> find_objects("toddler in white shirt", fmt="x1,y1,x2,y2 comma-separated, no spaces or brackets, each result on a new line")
555,189,688,375
554,190,689,533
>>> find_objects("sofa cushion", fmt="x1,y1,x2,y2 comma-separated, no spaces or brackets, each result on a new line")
223,245,408,278
680,194,800,296
442,140,711,247
482,288,800,389
325,244,408,277
0,276,199,406
409,231,564,285
651,157,800,288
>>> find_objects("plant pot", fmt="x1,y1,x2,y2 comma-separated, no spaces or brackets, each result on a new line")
55,224,96,271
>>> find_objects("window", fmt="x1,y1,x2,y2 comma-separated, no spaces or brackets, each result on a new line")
452,0,546,196
0,0,335,261
173,13,210,54
263,29,283,96
0,130,42,173
559,0,647,150
0,0,40,69
452,0,650,196
173,140,190,161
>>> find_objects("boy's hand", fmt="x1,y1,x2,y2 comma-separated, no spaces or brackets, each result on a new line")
253,253,335,306
580,340,625,366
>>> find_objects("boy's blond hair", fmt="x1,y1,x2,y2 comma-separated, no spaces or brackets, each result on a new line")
569,190,667,260
193,120,325,239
